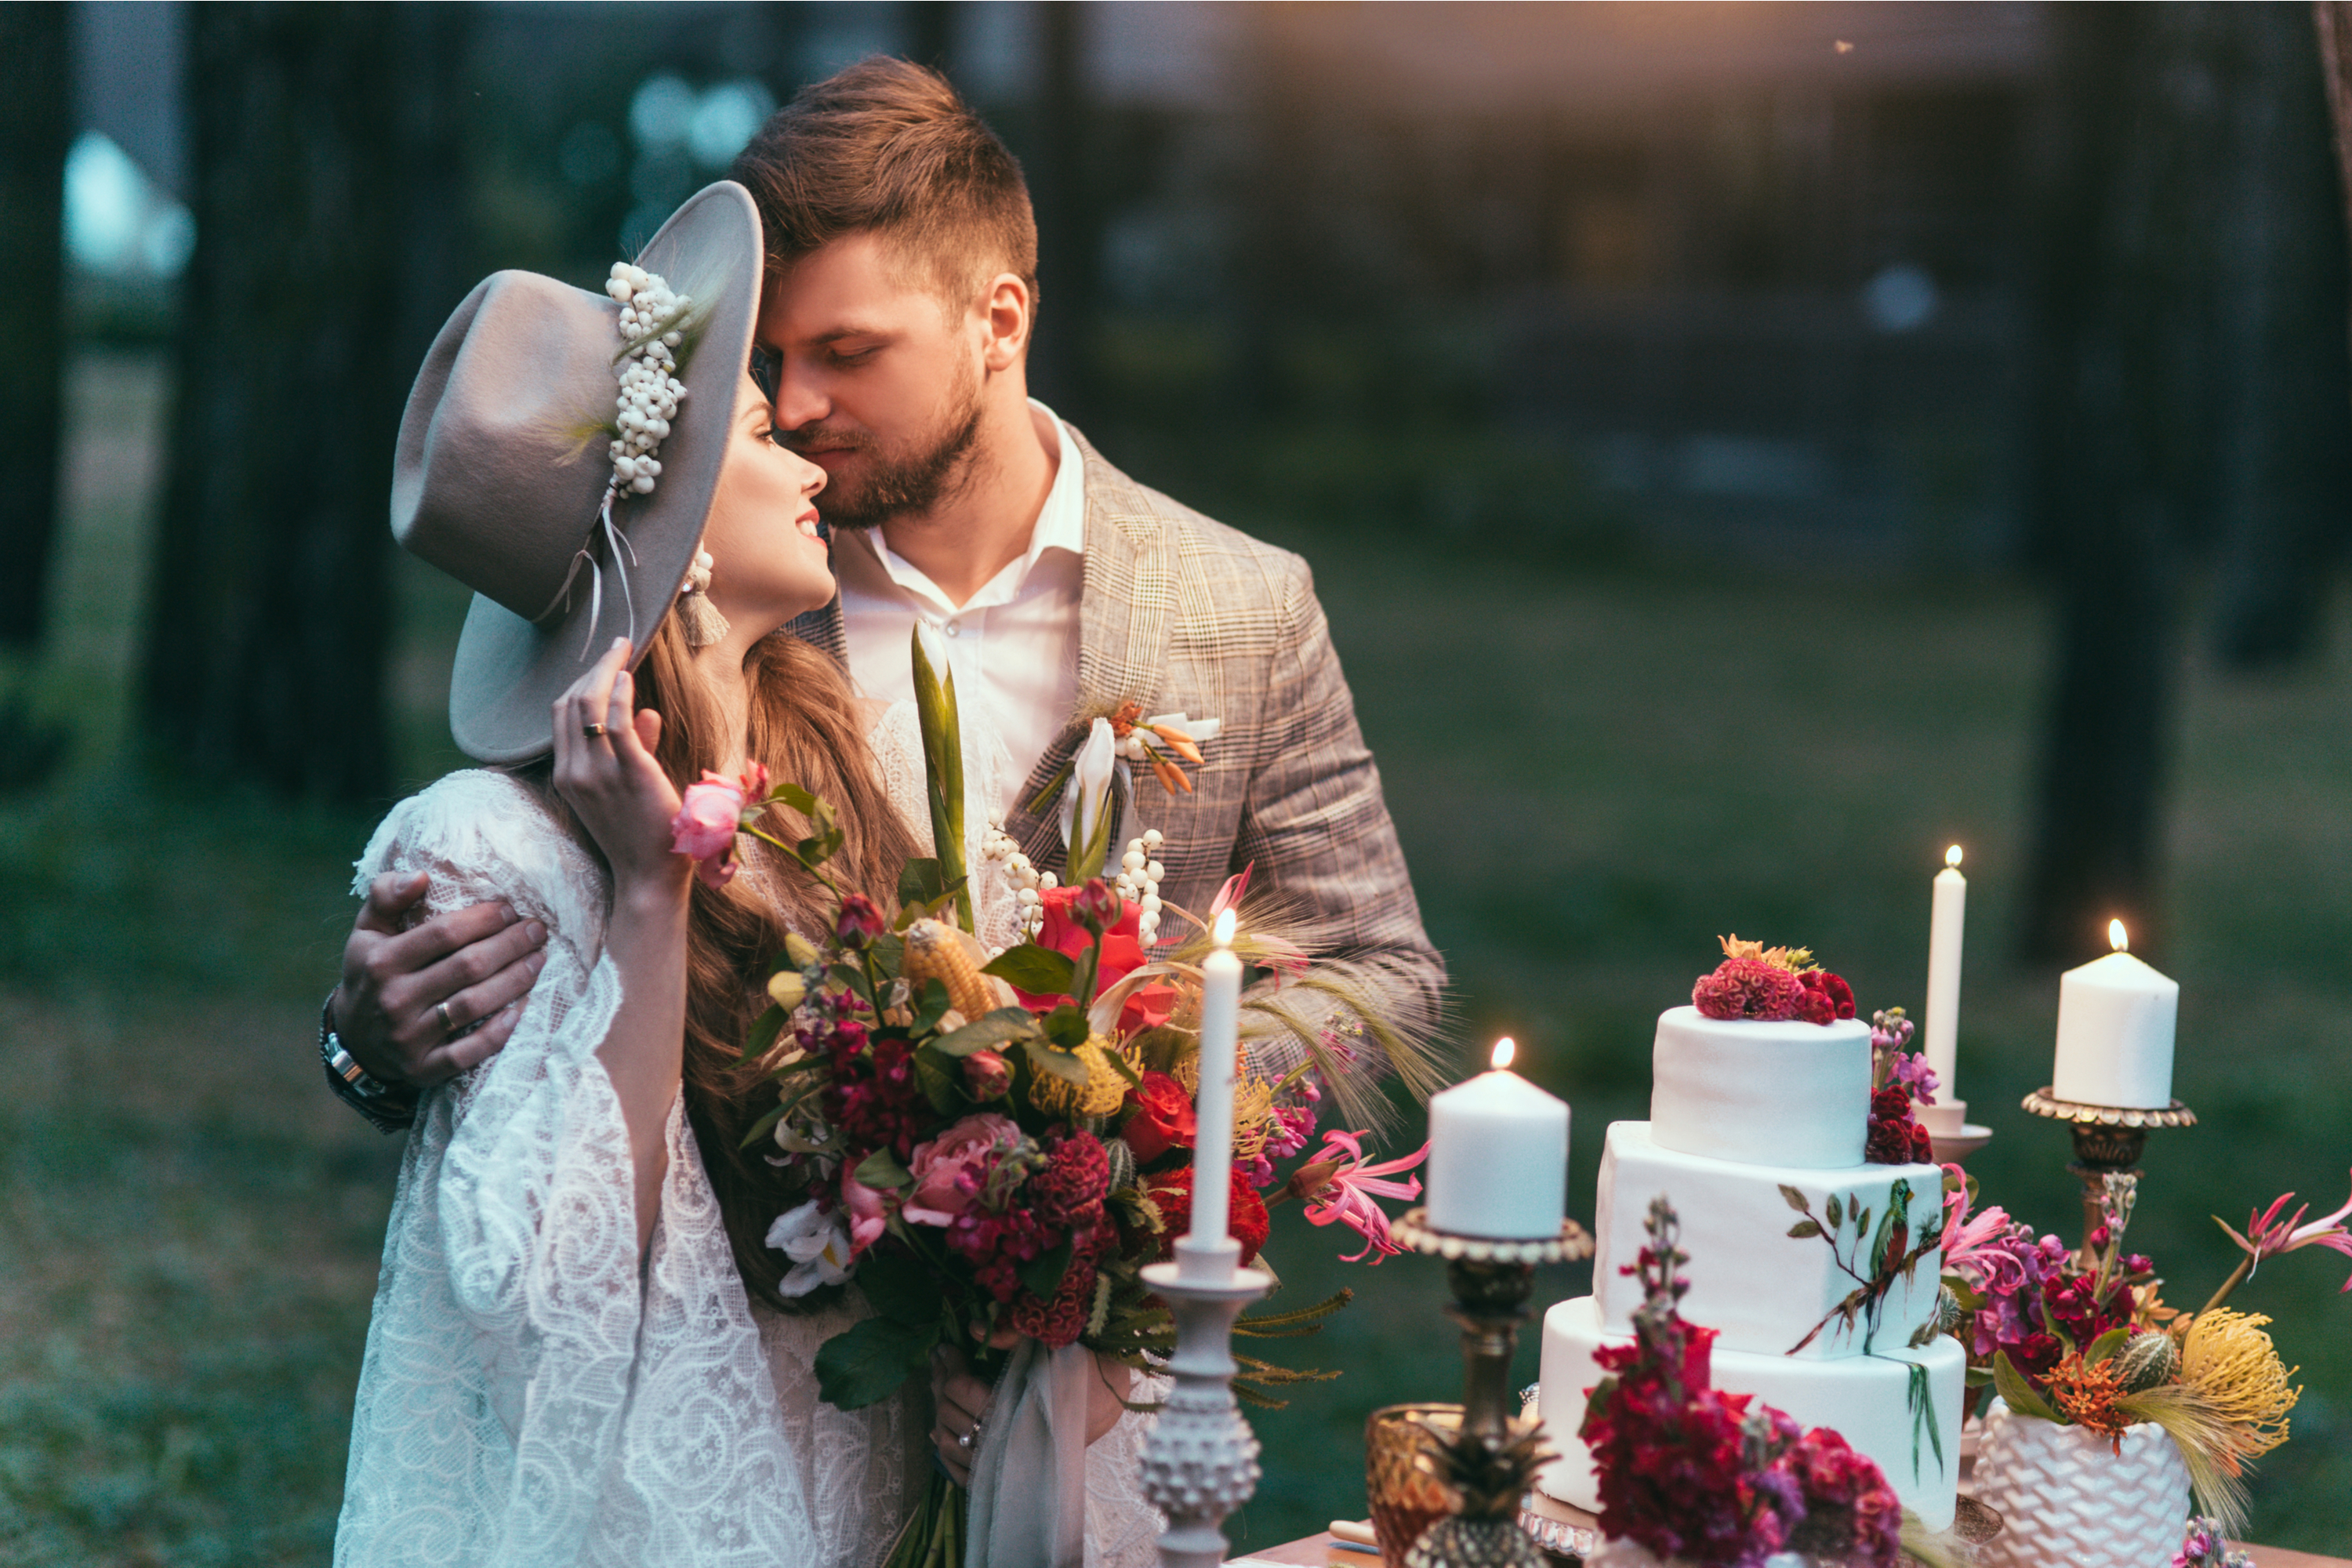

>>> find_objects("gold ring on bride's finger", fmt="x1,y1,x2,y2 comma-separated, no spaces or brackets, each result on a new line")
583,722,608,738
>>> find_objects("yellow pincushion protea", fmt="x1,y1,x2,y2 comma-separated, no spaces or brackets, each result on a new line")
1029,1037,1130,1120
2181,1308,2299,1458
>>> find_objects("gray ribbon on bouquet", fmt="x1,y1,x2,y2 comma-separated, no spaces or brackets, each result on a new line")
964,1338,1095,1568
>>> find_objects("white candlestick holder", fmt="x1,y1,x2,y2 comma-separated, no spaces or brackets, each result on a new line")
1140,1238,1271,1568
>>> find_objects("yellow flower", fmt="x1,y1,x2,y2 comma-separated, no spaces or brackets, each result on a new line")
1029,1037,1129,1120
2180,1309,2299,1458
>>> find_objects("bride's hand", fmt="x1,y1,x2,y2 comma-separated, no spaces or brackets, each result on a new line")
929,1340,1138,1484
552,637,685,897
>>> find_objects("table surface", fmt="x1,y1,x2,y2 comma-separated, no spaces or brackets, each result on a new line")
1236,1531,2352,1567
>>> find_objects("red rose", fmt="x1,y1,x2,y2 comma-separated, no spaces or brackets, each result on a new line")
1013,885,1179,1033
1144,1165,1270,1267
834,893,887,949
1120,1071,1197,1163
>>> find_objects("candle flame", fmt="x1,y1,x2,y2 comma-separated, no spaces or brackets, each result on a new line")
1946,844,1963,868
2109,919,2129,953
1491,1036,1516,1070
1212,908,1237,947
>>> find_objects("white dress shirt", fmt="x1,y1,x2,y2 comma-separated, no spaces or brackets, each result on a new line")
833,399,1085,823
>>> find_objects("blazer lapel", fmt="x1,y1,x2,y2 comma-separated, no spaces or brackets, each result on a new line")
1001,426,1174,870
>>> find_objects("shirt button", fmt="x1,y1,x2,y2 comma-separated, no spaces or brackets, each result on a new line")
944,622,960,638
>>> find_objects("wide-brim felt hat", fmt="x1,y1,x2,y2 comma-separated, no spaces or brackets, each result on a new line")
392,180,763,764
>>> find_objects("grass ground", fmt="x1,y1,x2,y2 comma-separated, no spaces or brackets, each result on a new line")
2,354,2346,1563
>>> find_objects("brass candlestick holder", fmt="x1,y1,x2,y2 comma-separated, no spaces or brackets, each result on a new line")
2020,1087,2198,1264
1386,1210,1593,1566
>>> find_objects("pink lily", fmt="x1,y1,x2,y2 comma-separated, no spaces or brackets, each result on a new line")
1208,862,1254,921
2215,1170,2352,1291
1937,1162,2033,1295
1292,1129,1428,1264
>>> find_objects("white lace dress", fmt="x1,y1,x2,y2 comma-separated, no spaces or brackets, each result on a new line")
335,714,1161,1568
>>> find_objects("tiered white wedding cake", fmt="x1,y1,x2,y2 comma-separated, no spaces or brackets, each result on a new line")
1531,1005,1967,1532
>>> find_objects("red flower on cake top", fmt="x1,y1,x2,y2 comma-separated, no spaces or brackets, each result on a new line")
1690,935,1856,1025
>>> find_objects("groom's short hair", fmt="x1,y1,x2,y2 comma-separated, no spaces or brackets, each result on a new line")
730,57,1040,313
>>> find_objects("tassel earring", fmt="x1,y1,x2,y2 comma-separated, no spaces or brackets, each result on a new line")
677,548,731,648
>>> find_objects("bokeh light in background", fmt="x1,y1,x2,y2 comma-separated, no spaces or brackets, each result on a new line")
64,132,193,280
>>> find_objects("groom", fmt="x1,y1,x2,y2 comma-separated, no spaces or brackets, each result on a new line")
322,60,1442,1136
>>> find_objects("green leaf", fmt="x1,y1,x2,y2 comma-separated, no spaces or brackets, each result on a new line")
737,1004,786,1064
913,1044,961,1115
855,1148,914,1190
1101,1047,1142,1087
909,978,953,1036
869,932,905,981
1944,1276,1986,1312
983,946,1076,997
831,961,873,1006
1778,1185,1811,1213
897,856,947,909
933,1007,1040,1058
739,1102,786,1150
1991,1350,2064,1423
1826,1192,1844,1230
2085,1325,2134,1367
1965,1365,1994,1388
1023,757,1074,818
855,1248,940,1327
1018,1239,1074,1301
815,1317,937,1410
1025,1036,1091,1085
1854,1205,1873,1240
1041,1004,1092,1051
1788,1220,1823,1240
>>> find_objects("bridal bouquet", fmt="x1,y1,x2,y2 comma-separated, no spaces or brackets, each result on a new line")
1939,1160,2347,1534
669,634,1439,1566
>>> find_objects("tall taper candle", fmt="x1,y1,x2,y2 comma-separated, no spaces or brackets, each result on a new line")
1921,845,1968,1136
1181,908,1243,1281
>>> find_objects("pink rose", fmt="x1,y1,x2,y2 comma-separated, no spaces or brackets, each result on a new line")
840,1165,893,1253
670,763,770,891
902,1112,1024,1228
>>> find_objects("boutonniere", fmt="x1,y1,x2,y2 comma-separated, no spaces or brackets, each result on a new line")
1024,699,1221,884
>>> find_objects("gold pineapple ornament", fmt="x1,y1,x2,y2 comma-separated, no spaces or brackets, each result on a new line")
1401,1417,1552,1568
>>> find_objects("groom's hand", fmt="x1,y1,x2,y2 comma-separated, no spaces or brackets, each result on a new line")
332,872,548,1088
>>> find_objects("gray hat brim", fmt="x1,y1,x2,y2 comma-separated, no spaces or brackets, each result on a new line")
442,182,764,764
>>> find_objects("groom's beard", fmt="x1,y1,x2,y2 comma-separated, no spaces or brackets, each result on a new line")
786,368,986,531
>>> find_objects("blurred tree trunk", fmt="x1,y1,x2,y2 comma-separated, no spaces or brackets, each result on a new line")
1025,3,1098,414
2020,5,2237,965
0,6,71,651
143,5,469,804
2210,7,2352,668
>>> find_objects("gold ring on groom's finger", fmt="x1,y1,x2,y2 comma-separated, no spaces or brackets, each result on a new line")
437,1001,458,1035
583,722,608,738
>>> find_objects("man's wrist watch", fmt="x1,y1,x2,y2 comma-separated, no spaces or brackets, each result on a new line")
320,994,421,1134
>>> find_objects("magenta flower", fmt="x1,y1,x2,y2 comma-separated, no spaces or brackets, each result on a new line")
2216,1171,2352,1291
1295,1129,1428,1264
834,892,887,949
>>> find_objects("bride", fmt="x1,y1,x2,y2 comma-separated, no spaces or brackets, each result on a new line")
335,183,1156,1566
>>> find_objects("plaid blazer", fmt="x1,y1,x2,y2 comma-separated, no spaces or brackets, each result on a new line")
789,426,1445,1068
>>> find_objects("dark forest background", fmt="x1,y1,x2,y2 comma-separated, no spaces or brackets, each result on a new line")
3,2,2351,1561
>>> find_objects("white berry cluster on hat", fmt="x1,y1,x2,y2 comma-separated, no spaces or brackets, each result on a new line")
603,262,691,498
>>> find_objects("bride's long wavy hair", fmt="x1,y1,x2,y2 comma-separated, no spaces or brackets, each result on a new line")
523,609,919,1312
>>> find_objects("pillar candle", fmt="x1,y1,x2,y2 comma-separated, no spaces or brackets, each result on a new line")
1425,1039,1570,1240
1921,846,1968,1135
1181,909,1242,1279
2051,921,2178,1109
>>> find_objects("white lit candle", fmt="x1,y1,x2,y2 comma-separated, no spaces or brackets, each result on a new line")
1920,845,1969,1136
2051,920,2179,1109
1425,1038,1570,1240
1180,908,1243,1281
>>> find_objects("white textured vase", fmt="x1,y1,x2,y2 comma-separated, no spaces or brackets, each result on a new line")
1973,1397,2191,1568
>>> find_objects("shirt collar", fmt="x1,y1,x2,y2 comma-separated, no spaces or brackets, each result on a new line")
837,398,1086,610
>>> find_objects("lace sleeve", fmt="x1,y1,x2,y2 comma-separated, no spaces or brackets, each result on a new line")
336,771,818,1566
1085,1372,1171,1567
